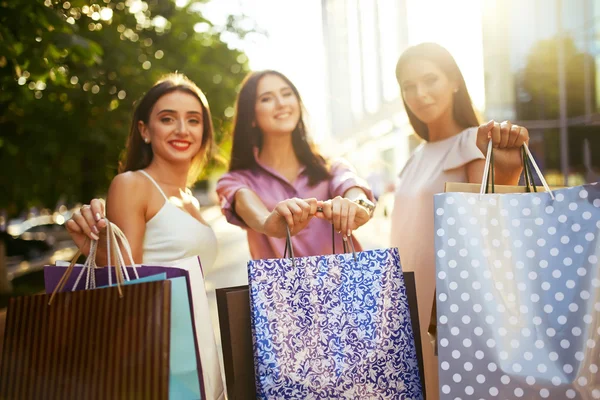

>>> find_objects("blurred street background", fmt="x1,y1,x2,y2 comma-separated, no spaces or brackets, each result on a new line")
1,0,599,360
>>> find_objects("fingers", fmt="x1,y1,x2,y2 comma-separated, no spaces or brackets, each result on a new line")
80,204,100,237
65,219,82,235
298,199,311,224
513,126,529,147
490,121,501,148
339,201,349,238
506,124,520,147
488,121,529,149
275,203,295,229
275,198,317,230
315,197,369,236
305,198,318,217
318,200,333,221
332,197,342,233
291,202,305,226
498,121,512,148
477,119,495,139
69,207,99,241
90,198,105,223
347,204,357,237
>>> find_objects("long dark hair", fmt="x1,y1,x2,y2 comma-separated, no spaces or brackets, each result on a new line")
395,42,479,140
228,70,331,185
119,73,214,186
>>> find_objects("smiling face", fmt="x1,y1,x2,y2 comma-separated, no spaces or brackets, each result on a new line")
253,73,301,138
138,90,204,167
399,58,458,125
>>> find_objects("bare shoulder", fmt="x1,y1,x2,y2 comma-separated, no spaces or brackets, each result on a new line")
108,171,151,205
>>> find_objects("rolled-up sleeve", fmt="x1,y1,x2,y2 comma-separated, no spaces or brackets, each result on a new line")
328,158,374,201
216,172,250,228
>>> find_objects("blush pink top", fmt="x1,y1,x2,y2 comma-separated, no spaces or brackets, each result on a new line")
216,151,373,260
390,127,484,400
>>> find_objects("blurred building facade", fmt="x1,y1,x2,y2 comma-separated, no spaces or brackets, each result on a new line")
482,0,600,184
320,0,418,190
321,0,599,187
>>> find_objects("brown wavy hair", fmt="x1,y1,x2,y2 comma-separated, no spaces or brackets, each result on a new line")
228,70,331,185
395,42,479,140
119,73,214,186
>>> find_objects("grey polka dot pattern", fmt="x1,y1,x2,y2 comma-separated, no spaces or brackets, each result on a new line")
435,183,600,399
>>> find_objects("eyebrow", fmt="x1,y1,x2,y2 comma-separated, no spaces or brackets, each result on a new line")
156,109,202,115
257,86,292,98
401,73,438,87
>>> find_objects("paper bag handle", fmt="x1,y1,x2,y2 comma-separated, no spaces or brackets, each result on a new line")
48,219,138,305
283,225,357,267
479,141,554,198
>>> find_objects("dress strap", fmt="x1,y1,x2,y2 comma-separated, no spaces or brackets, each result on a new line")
139,170,169,201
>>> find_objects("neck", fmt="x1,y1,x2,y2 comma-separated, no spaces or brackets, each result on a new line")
258,133,300,170
426,108,466,142
145,158,190,189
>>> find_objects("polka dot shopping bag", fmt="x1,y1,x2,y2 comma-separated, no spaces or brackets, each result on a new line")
435,143,600,399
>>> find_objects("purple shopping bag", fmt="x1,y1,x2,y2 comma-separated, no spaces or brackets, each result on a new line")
44,256,225,400
44,264,192,293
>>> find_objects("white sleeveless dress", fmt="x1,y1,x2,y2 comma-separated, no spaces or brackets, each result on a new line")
139,170,218,269
139,170,224,400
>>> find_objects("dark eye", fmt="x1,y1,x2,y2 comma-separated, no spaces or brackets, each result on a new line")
260,96,272,103
161,116,173,123
189,118,200,124
282,91,293,97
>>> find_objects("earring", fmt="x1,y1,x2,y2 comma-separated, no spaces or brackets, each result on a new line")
144,137,150,143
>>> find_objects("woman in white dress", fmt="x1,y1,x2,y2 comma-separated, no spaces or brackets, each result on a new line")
66,73,224,400
390,43,529,399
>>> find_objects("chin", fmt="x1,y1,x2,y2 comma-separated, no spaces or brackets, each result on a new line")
266,127,296,137
163,149,201,164
413,111,441,125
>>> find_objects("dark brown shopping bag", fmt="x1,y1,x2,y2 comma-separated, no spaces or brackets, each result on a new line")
216,285,256,400
0,280,172,400
216,272,425,400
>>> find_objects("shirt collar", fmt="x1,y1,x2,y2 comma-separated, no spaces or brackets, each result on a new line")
253,147,307,185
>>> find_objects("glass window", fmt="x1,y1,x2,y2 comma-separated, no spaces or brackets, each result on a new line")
358,0,381,114
346,0,364,120
377,0,401,102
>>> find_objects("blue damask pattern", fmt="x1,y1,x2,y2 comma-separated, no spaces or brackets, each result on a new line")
248,248,423,399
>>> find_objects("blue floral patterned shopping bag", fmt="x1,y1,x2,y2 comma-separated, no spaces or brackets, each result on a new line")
247,235,423,399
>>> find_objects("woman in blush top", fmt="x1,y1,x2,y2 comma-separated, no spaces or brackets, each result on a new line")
391,43,531,399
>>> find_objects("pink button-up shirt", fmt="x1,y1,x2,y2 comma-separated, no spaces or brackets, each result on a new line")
216,154,373,260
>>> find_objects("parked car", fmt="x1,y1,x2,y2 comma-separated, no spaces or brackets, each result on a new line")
0,230,52,262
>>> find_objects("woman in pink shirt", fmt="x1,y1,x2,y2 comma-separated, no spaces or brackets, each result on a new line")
216,70,375,259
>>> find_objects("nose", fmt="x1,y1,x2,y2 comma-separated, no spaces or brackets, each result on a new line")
174,118,187,135
274,94,285,108
415,83,427,99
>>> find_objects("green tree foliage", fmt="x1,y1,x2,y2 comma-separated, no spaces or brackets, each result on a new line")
0,0,250,215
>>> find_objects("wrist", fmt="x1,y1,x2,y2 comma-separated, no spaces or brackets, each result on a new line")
258,213,271,236
354,198,375,217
